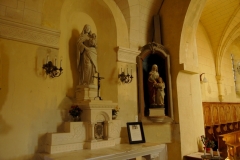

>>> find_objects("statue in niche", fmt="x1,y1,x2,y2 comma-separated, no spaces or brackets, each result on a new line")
148,64,165,107
77,24,98,85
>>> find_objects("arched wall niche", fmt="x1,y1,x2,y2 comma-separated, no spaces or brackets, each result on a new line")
137,42,173,122
59,0,126,102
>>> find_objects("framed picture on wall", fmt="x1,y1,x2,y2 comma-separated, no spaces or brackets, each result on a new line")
126,122,145,144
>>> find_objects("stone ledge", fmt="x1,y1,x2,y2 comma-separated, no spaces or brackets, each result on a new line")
0,18,60,48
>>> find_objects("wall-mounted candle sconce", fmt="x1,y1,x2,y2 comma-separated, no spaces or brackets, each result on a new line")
42,56,63,78
200,73,208,83
118,68,133,83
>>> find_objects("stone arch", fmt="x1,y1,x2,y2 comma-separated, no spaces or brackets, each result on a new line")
216,7,240,76
137,42,173,121
177,0,207,156
95,111,110,122
216,23,240,76
102,0,129,48
179,0,207,67
59,0,129,100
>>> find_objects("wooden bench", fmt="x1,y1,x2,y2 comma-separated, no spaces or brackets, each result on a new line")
219,131,240,159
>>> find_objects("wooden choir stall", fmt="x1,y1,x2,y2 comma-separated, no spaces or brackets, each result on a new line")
202,102,240,159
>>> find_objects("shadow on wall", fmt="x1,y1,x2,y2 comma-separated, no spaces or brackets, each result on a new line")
0,50,11,135
67,29,80,98
58,96,74,122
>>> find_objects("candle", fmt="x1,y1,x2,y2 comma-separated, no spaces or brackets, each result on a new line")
47,55,49,63
60,59,62,67
210,148,213,157
55,58,56,65
217,149,220,157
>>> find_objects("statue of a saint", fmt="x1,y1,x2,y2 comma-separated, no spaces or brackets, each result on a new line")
148,64,165,107
77,24,98,85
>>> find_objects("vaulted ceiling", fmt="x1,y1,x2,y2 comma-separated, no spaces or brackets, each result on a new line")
113,0,240,55
200,0,240,54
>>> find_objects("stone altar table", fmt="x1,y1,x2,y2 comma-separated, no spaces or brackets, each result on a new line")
38,143,167,160
43,100,121,154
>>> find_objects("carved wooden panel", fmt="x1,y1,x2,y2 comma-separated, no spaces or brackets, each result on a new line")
232,105,237,122
219,104,227,124
225,105,231,123
203,103,212,126
212,104,219,125
203,102,240,126
203,102,240,158
236,105,240,121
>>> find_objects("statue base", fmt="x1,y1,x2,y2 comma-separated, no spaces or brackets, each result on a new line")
76,85,98,101
149,108,165,117
150,104,164,108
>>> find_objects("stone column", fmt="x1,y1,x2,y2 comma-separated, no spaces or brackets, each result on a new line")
103,121,108,140
216,75,224,102
107,121,113,139
235,60,240,95
87,122,96,141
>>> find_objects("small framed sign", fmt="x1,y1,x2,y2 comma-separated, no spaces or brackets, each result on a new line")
126,122,145,144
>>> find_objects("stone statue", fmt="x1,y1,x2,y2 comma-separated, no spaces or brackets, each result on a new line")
148,64,165,107
77,24,98,85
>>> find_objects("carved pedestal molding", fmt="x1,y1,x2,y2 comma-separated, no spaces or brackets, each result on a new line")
0,18,60,49
117,46,140,64
216,75,224,102
76,85,98,101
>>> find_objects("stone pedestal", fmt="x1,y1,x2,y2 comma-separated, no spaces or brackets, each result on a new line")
78,100,119,149
149,108,165,117
147,108,166,122
76,85,98,101
43,100,121,153
44,119,121,153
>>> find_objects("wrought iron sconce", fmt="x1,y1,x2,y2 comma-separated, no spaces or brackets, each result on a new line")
118,68,133,83
200,73,208,83
42,56,63,78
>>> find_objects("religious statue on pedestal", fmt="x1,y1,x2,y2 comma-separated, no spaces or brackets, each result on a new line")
77,24,98,85
148,64,165,107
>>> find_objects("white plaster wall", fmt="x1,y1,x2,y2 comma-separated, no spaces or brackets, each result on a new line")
117,61,138,125
0,39,65,160
224,38,240,101
197,22,240,102
177,72,205,156
197,22,219,102
0,1,135,159
0,0,119,159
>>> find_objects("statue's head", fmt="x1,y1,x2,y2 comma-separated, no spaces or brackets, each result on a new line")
152,64,158,71
83,24,91,34
92,33,96,39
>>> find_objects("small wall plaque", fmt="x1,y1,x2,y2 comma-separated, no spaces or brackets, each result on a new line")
126,122,145,144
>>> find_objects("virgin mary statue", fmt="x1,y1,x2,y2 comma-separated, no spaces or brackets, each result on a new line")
77,24,98,85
